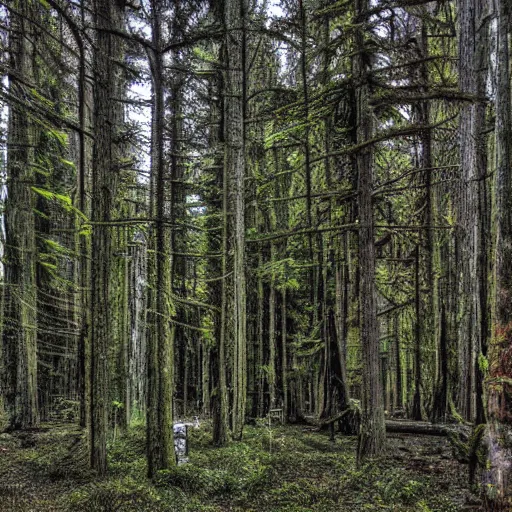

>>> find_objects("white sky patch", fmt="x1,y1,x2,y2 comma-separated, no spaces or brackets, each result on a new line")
268,0,284,18
126,57,152,179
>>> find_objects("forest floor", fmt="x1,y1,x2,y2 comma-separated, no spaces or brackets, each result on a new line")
0,420,483,512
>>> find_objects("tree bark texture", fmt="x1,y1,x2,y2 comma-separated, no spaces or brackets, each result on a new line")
146,0,175,477
224,0,247,440
354,0,386,461
2,0,39,431
484,0,512,508
89,0,124,475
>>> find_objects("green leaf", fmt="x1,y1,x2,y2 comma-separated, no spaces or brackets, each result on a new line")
40,261,58,271
79,224,92,237
59,158,76,170
31,186,54,201
478,353,489,373
32,187,88,222
47,128,68,147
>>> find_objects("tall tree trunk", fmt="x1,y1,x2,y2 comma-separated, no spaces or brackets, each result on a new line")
89,0,124,475
281,289,289,419
225,0,247,440
412,245,422,420
354,0,386,460
268,239,277,409
456,0,483,422
414,11,436,421
474,0,491,428
2,0,39,430
129,234,147,422
484,0,512,508
146,0,175,477
206,44,229,445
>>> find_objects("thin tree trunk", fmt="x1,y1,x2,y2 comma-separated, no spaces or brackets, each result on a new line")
412,245,422,420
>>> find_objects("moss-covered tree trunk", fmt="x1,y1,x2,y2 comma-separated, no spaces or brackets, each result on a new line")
224,0,247,440
354,0,386,461
2,0,39,431
89,0,124,475
456,0,485,422
146,0,175,477
484,0,512,508
207,24,229,445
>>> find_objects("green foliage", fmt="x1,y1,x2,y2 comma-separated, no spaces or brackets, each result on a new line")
32,186,87,221
155,465,237,496
52,396,79,422
264,122,308,150
63,477,171,512
30,88,55,110
375,470,425,505
256,257,300,291
112,400,124,410
108,423,146,463
478,353,489,373
0,423,471,512
192,46,219,65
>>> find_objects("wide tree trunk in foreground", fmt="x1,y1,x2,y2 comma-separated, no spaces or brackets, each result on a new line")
2,0,39,431
456,0,486,423
484,0,512,508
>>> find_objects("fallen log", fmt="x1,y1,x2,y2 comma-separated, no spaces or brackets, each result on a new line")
385,420,448,436
299,415,471,438
385,420,472,439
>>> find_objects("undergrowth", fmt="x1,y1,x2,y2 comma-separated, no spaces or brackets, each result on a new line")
0,421,476,511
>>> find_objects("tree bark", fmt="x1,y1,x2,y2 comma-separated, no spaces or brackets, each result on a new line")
2,0,39,431
224,0,247,440
89,0,124,475
456,0,483,422
354,0,386,461
484,0,512,508
146,0,175,477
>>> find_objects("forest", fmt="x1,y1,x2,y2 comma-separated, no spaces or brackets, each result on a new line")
0,0,511,510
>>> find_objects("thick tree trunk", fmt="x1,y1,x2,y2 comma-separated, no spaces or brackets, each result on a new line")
474,0,491,428
224,0,247,440
207,53,229,445
129,234,147,421
89,0,124,475
484,0,512,508
2,0,39,431
146,1,175,477
456,0,484,422
354,0,386,461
